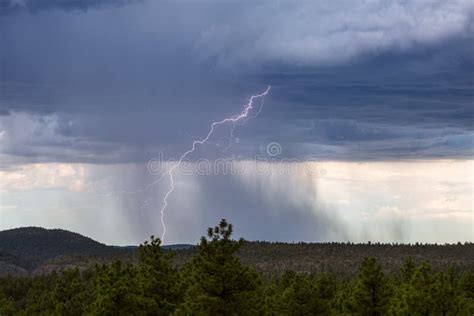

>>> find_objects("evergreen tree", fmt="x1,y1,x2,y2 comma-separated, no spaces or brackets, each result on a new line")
400,256,416,283
313,273,338,314
179,219,261,315
349,257,391,316
331,280,354,315
50,268,91,315
88,261,149,315
431,268,460,315
271,272,317,315
0,288,16,316
137,235,181,314
460,271,474,314
23,273,57,315
267,272,337,315
389,261,434,315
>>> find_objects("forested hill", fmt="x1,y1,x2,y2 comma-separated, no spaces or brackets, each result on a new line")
0,227,123,274
0,227,108,259
1,221,473,315
1,226,473,278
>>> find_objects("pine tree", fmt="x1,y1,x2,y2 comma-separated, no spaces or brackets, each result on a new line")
88,261,149,315
400,256,416,283
23,273,57,315
267,271,338,315
431,269,459,315
349,257,391,316
137,235,181,314
51,268,91,315
0,288,16,316
389,261,435,315
271,272,316,315
179,219,262,315
313,273,338,314
460,271,474,314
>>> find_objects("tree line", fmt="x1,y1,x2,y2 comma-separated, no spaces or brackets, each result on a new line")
0,219,473,315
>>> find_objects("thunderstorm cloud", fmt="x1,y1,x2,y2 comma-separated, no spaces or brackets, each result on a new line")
0,0,473,244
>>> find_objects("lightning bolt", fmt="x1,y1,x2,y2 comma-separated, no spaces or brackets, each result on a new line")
218,90,267,152
159,86,271,242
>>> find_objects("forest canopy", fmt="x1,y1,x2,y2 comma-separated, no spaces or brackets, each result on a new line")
0,219,473,315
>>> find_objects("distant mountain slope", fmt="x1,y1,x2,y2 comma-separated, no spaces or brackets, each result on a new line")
0,227,114,273
0,227,194,276
0,227,108,258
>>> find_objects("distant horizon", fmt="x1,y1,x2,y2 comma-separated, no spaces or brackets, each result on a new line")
2,225,473,248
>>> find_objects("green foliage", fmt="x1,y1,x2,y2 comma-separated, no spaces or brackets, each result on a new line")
344,257,391,316
87,235,180,315
400,256,415,283
460,271,474,314
50,268,90,315
390,263,473,315
389,261,434,315
137,235,181,314
265,271,337,315
0,219,472,315
178,219,262,315
88,261,149,315
0,227,112,272
0,288,16,316
23,273,58,315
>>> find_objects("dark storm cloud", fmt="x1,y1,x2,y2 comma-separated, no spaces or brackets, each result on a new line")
0,0,142,15
0,0,473,163
1,1,473,245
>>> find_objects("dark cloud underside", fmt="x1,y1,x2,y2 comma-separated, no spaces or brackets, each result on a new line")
0,0,473,164
0,0,141,15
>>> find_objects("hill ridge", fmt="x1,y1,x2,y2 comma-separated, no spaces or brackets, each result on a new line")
0,226,472,278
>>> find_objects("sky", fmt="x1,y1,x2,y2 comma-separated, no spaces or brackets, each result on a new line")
0,0,473,245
